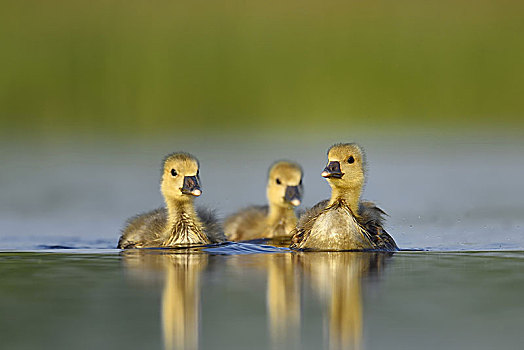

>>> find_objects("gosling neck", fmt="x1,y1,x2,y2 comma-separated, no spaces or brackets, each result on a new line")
165,197,197,224
267,202,297,227
329,184,362,215
163,196,209,246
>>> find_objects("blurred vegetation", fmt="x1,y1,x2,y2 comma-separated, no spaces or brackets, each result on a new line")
1,0,523,136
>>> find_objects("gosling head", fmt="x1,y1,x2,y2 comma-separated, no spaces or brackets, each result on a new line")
267,161,303,208
321,143,366,191
161,152,202,202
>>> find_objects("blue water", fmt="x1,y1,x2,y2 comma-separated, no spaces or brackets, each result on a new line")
2,134,523,252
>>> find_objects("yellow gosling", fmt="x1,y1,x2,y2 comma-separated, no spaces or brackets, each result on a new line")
290,143,397,251
117,152,225,248
225,161,303,241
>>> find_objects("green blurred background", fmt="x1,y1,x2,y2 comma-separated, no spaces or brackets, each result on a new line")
1,0,523,138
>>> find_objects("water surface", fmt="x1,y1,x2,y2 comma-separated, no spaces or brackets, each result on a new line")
1,250,523,350
1,134,523,251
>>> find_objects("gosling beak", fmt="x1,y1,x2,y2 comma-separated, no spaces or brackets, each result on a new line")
181,176,202,196
321,161,344,179
285,185,302,206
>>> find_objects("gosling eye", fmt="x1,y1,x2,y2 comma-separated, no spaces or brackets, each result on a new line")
276,178,282,185
171,169,178,177
348,156,355,164
196,169,200,177
299,178,303,185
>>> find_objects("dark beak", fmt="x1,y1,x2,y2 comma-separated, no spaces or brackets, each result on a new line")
181,175,202,196
285,185,302,206
321,161,344,178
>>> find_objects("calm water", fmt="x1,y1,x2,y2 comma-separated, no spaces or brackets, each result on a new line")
1,133,523,349
1,250,523,350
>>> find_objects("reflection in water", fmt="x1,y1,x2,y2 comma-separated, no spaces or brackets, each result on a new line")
226,251,390,350
122,249,208,350
226,252,301,349
122,248,390,350
267,254,300,348
296,252,390,350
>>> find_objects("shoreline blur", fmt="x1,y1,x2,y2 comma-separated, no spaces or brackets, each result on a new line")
1,0,524,137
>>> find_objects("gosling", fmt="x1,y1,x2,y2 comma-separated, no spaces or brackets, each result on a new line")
117,152,225,249
290,143,398,251
225,161,303,241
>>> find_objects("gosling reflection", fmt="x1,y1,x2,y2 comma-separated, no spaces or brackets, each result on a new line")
296,252,390,350
226,253,301,349
267,254,301,348
122,250,207,350
162,253,207,350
